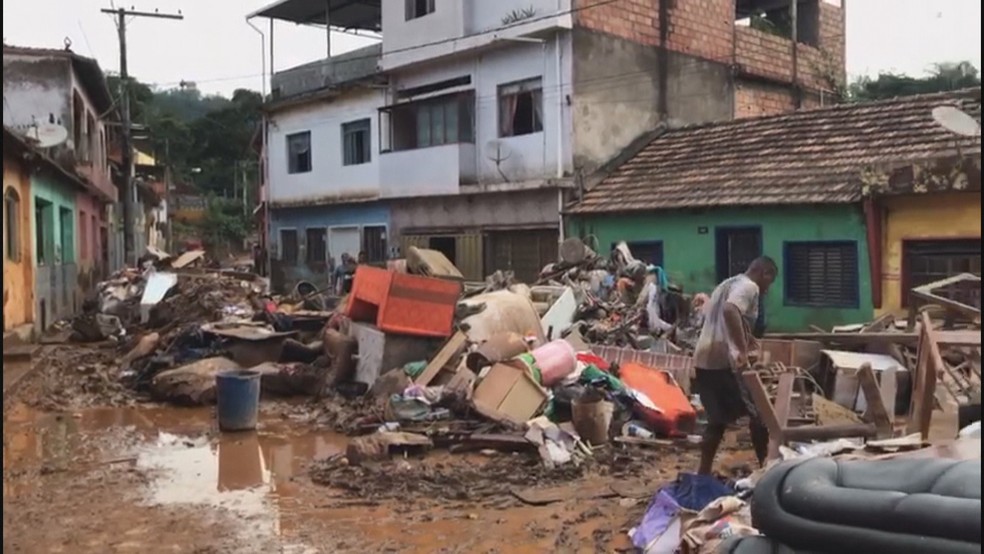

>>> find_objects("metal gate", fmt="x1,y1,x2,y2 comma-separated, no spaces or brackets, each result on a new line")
401,233,484,281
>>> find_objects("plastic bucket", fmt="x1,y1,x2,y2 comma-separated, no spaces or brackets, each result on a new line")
216,370,262,432
532,339,577,387
572,389,614,446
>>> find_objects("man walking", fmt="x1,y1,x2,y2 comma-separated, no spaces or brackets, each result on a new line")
693,257,778,474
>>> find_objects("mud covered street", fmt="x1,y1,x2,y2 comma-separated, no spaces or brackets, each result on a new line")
2,347,756,554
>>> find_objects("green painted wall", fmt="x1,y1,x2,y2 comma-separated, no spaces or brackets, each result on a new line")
567,205,874,331
30,172,77,266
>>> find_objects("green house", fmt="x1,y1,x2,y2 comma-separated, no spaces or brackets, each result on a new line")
559,98,972,331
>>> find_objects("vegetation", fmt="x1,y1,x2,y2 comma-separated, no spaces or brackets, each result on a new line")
107,76,263,195
846,61,981,102
107,76,263,251
501,6,537,26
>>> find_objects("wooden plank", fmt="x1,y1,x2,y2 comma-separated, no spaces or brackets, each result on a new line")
879,366,898,426
741,371,784,461
934,330,982,347
511,483,617,506
765,332,918,346
907,312,942,440
857,363,893,439
771,373,795,460
782,423,878,441
415,331,467,386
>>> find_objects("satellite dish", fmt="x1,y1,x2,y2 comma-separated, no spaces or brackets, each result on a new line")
484,140,512,164
29,123,69,148
484,140,512,182
932,106,980,137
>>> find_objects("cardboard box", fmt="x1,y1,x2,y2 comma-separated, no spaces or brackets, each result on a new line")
472,362,548,424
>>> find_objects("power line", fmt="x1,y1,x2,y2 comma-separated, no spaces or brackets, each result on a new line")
100,6,183,265
149,0,621,89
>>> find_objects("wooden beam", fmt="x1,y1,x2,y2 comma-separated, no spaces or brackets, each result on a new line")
742,371,785,461
765,332,918,346
857,363,893,439
772,372,796,458
415,331,467,386
781,423,878,441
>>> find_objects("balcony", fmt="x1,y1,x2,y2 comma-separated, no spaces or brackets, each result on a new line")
379,143,477,198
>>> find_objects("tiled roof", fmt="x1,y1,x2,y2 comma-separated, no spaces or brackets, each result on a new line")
568,88,981,214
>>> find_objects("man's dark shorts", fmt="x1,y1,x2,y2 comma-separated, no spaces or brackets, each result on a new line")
694,368,760,426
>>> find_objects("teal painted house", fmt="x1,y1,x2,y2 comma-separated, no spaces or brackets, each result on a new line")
31,171,81,329
566,95,975,331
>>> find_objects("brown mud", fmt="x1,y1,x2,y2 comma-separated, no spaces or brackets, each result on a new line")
4,350,756,553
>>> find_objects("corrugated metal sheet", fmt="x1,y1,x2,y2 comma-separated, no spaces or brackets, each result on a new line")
455,233,483,281
487,229,558,284
402,233,484,281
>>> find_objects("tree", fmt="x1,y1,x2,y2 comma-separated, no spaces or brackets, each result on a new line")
847,61,981,102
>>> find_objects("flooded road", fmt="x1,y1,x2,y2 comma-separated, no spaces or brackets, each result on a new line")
3,401,674,553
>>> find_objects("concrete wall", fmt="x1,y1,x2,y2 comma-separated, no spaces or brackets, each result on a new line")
390,188,560,237
31,171,80,330
2,55,72,132
573,0,846,122
879,192,982,314
568,204,874,331
267,88,387,206
466,0,572,34
571,28,733,173
74,191,107,295
3,53,115,201
382,0,466,57
3,152,36,331
383,35,574,194
268,202,390,292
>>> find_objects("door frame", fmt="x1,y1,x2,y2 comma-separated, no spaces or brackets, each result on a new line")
714,225,763,283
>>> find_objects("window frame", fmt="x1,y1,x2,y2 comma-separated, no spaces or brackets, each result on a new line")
498,77,545,138
379,91,475,153
280,228,300,265
361,224,388,263
783,240,860,309
405,0,436,21
305,227,328,266
901,238,982,308
341,119,372,166
286,131,312,174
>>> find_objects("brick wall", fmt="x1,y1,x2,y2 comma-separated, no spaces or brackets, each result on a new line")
576,0,736,62
734,82,795,118
734,1,845,94
575,0,659,46
574,0,845,119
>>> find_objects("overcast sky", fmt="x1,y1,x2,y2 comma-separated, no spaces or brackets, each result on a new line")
3,0,981,97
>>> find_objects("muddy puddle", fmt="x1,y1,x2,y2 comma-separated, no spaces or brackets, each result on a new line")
2,402,677,552
3,402,352,552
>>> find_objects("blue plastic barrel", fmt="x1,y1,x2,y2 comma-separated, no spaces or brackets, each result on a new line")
216,369,262,432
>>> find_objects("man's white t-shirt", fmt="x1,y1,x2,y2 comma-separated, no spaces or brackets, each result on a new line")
693,274,760,371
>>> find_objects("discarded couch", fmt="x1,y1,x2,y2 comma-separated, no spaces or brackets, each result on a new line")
734,457,981,554
718,536,814,554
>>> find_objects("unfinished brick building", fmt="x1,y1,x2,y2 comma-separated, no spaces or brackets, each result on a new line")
571,0,845,170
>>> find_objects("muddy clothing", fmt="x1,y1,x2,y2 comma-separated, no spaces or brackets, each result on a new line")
693,274,759,371
695,368,760,425
693,274,762,426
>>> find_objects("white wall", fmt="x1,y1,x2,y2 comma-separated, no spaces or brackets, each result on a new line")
466,0,572,34
267,88,386,205
382,0,465,56
384,35,573,189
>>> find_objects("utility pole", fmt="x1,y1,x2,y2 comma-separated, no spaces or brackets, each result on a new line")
101,7,183,265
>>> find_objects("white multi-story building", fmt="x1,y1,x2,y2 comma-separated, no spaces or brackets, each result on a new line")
250,0,845,288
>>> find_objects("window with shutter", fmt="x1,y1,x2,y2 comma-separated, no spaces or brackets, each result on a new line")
784,241,859,308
